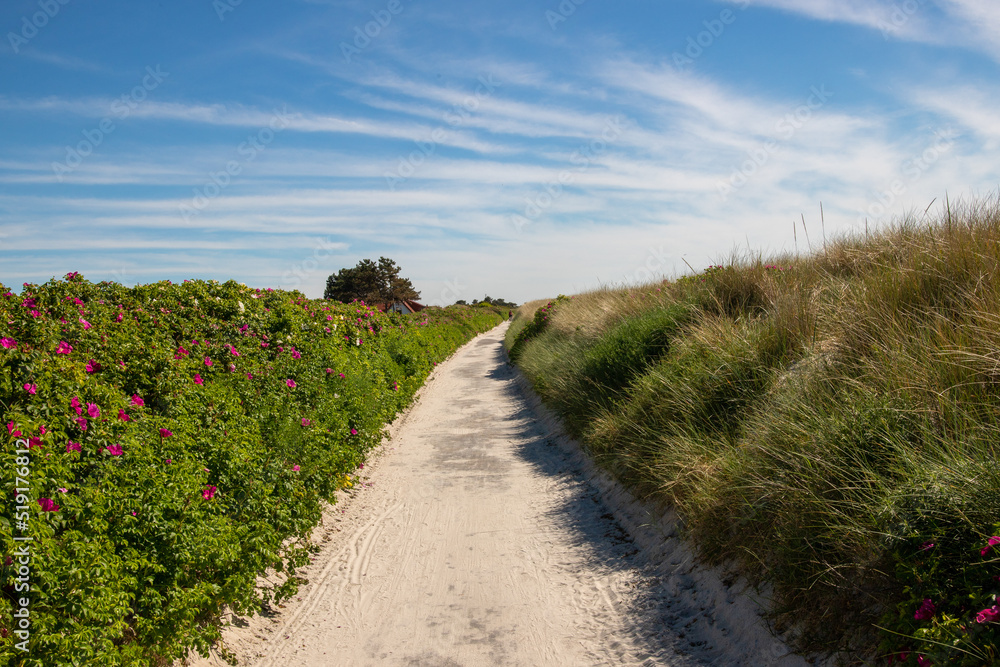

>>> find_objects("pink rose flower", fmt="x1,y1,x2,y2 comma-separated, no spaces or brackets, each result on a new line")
976,606,999,624
37,498,60,512
981,536,1000,557
914,598,936,621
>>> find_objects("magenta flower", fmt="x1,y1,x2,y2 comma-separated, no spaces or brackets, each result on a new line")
118,408,131,422
165,458,172,464
70,396,82,415
38,425,45,435
286,379,296,388
176,346,189,357
920,541,935,552
115,312,124,322
37,498,60,512
976,605,999,624
246,372,253,379
57,487,68,493
105,444,123,456
292,349,301,359
292,464,300,471
261,342,268,348
56,341,73,354
79,318,91,329
66,441,81,452
917,656,931,666
301,418,311,427
23,383,36,395
204,356,213,367
87,403,100,419
981,536,1000,556
7,421,19,437
914,598,936,621
75,417,88,431
202,485,217,500
338,372,345,378
228,344,240,357
194,374,204,385
159,428,172,438
85,359,101,373
131,394,144,407
1,337,17,349
350,428,358,435
27,437,42,449
228,363,236,372
325,368,333,374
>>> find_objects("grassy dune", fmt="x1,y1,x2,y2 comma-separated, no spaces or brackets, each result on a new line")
506,195,1000,665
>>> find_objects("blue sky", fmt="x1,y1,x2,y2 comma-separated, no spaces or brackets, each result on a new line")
1,0,998,305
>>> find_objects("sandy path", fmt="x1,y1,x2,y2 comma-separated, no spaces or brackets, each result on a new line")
187,324,817,667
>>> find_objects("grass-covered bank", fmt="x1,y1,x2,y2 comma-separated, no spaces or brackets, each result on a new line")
0,276,504,666
506,196,1000,666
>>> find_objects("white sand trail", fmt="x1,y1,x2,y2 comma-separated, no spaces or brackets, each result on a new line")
186,323,819,667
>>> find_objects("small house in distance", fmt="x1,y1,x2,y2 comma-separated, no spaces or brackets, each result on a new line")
374,300,425,315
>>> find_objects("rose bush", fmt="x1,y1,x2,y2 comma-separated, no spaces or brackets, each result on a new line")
0,274,503,665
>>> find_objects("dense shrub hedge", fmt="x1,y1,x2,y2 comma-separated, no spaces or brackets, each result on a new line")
0,274,503,666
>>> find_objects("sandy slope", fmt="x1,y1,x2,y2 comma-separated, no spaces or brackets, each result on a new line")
185,323,820,667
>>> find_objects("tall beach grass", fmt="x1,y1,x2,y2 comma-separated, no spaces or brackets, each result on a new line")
507,194,1000,665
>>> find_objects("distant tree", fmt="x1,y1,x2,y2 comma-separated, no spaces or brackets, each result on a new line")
324,257,420,304
477,295,517,308
454,299,468,305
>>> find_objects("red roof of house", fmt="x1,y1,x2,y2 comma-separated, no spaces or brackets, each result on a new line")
373,300,425,313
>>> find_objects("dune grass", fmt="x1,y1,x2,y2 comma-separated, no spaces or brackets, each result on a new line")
507,194,1000,665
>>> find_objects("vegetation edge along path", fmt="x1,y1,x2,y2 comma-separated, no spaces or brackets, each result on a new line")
506,196,1000,667
0,275,505,666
